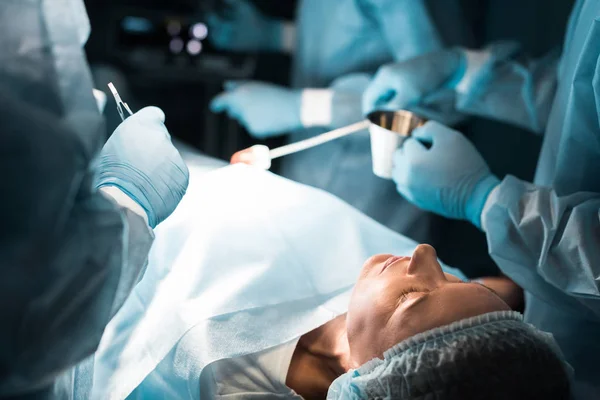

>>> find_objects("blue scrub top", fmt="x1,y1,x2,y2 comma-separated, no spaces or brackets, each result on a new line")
481,1,600,397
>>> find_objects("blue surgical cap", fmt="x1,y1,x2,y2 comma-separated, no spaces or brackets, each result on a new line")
327,311,572,400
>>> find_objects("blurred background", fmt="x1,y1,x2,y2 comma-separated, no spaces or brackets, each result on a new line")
85,0,297,170
84,0,572,162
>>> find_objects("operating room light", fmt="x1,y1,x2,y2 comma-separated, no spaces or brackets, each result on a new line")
186,39,202,55
170,38,184,54
191,23,208,40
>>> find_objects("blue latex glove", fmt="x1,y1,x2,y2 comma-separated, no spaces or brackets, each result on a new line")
210,81,302,139
362,49,466,125
206,0,283,52
94,107,189,228
392,121,500,228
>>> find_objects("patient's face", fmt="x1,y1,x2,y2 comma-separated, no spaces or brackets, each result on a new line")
346,244,510,367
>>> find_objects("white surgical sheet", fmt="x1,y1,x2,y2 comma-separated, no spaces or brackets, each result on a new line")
90,163,467,399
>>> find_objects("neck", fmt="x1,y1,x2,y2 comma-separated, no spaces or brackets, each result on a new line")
298,313,353,373
329,316,353,373
286,314,353,399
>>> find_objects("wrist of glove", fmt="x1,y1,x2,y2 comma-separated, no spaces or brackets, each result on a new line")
300,89,334,128
299,73,372,129
465,174,500,228
100,185,149,224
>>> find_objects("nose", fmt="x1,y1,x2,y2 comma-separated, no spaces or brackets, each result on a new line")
413,244,436,259
407,244,438,274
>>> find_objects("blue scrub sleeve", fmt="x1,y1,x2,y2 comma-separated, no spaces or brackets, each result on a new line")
0,1,156,395
0,91,154,397
359,0,444,61
454,42,560,134
483,176,600,301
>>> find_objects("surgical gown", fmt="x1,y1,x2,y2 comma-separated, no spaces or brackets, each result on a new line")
0,1,153,397
453,0,600,396
280,0,471,242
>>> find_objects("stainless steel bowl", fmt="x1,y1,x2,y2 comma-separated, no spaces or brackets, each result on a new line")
367,110,427,179
367,110,426,137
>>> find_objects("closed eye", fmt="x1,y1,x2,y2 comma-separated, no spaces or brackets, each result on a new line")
397,287,430,304
387,287,431,326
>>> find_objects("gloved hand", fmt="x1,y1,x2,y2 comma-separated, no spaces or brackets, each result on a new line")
207,0,283,52
210,81,302,139
392,121,500,228
94,107,189,228
362,49,466,124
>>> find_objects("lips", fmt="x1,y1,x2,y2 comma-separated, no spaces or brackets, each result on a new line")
381,256,409,272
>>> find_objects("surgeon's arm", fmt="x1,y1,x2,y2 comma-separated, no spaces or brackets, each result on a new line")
482,176,600,300
453,43,560,134
361,0,444,61
0,92,155,396
99,186,154,313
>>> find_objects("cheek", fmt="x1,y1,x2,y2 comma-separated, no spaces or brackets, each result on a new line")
347,283,373,336
347,280,398,362
349,277,402,326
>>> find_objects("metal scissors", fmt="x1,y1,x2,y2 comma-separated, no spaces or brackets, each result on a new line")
108,82,134,121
